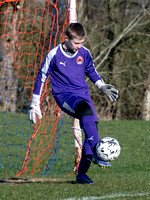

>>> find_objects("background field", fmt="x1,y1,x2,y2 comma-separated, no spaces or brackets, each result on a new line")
1,1,150,199
0,120,150,200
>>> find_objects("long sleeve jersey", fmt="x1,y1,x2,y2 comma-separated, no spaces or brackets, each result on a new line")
33,44,103,100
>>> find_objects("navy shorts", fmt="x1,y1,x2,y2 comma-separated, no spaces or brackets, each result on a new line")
54,93,98,122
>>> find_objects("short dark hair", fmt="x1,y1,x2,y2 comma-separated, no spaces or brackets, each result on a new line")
66,23,86,39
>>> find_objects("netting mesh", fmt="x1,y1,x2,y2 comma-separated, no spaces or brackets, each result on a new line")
0,0,76,178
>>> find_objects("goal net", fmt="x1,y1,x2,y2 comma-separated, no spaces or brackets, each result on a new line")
0,0,80,178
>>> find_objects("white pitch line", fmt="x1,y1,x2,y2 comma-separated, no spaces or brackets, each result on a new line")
62,192,150,200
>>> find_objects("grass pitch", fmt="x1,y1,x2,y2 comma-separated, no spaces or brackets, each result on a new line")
0,118,150,200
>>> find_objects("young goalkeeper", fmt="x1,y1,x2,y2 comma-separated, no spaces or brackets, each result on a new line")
29,23,118,184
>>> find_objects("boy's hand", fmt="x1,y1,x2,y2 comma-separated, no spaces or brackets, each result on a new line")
100,84,118,102
28,104,42,124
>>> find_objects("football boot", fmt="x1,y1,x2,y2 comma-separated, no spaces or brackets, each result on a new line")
76,174,94,184
93,154,111,168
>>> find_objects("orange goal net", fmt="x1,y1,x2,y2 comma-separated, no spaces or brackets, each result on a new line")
0,0,78,178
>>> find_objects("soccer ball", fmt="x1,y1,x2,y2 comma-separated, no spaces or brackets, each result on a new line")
96,137,121,161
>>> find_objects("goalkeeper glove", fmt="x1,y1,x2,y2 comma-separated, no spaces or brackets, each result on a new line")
28,94,42,124
95,80,118,102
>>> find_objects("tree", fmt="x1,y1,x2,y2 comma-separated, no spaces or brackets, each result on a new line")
0,1,24,111
78,0,150,120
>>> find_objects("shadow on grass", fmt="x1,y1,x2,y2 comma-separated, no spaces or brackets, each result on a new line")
0,178,76,184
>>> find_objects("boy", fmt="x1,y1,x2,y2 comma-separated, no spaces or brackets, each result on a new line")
29,23,118,184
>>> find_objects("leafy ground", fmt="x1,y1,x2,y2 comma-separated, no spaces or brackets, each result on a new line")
0,117,150,200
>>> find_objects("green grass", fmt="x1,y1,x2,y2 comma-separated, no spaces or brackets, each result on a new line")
0,113,150,200
0,112,75,177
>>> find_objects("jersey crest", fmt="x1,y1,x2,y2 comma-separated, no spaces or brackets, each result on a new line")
76,56,83,65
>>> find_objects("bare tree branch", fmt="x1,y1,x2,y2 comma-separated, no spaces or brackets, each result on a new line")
86,6,147,82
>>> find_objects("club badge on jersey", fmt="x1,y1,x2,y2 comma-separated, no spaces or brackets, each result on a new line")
76,56,83,65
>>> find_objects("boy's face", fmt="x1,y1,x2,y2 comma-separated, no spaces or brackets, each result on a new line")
65,36,85,52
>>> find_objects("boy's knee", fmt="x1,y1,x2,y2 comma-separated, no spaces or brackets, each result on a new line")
75,101,93,119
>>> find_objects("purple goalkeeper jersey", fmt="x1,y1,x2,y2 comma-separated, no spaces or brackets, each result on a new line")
33,44,102,99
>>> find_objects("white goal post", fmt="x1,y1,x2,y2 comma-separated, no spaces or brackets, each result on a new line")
68,0,83,174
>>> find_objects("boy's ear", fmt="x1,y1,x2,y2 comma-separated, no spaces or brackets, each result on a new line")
64,35,69,41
